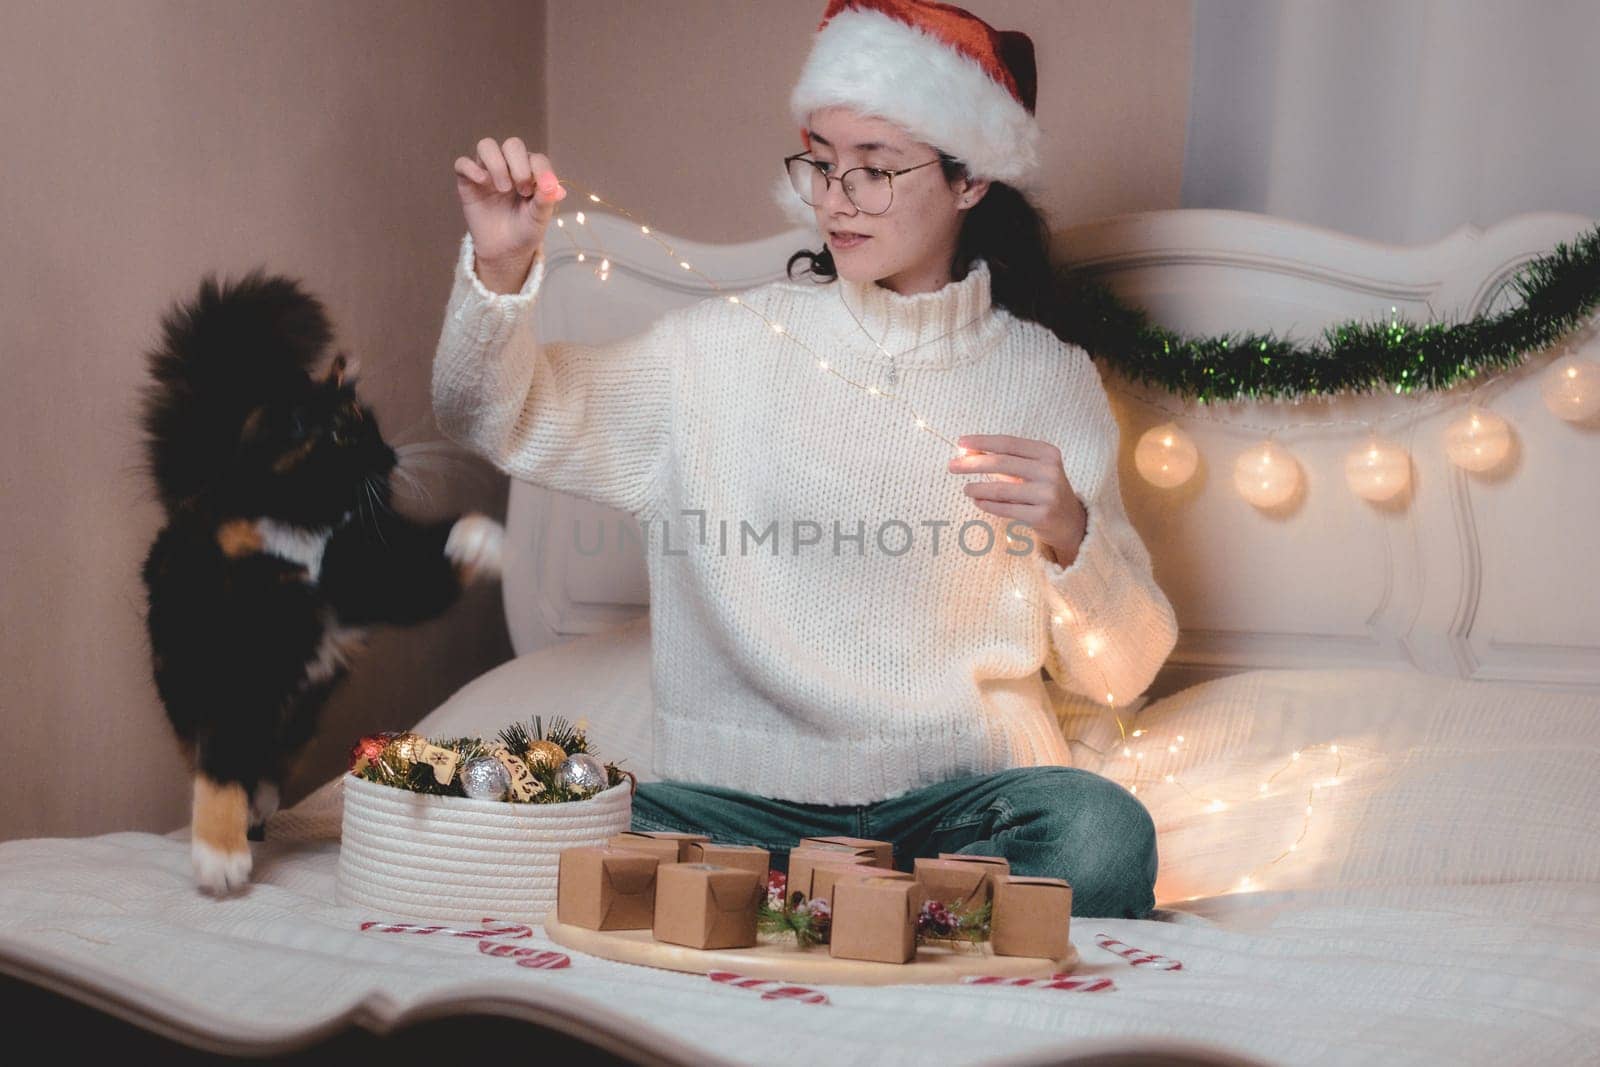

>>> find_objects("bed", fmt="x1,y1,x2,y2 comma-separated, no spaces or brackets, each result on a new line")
3,209,1597,1065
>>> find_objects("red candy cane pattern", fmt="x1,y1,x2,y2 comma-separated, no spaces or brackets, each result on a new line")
707,970,830,1005
478,940,572,969
359,918,533,940
962,974,1115,992
1093,933,1184,970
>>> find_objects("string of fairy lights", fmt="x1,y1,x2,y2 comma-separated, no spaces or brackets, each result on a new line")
515,175,1414,895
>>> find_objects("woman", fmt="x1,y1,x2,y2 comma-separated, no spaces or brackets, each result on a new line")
432,0,1178,919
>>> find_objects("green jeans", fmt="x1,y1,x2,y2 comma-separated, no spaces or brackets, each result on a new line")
631,765,1159,919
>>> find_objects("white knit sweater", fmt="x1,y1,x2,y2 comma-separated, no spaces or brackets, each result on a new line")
431,231,1179,804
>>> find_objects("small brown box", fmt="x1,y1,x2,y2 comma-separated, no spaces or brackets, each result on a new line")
937,853,1011,878
652,863,763,950
990,876,1073,959
785,849,872,905
684,842,771,880
829,876,926,964
607,830,709,863
556,846,661,931
798,835,894,868
811,864,909,906
913,857,1000,911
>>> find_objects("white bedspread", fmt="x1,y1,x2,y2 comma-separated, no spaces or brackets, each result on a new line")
4,663,1598,1064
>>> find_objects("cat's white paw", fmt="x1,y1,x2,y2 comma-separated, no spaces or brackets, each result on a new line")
250,781,280,825
446,513,504,583
192,837,252,894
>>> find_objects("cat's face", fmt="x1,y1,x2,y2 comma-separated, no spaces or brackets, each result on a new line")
235,354,396,527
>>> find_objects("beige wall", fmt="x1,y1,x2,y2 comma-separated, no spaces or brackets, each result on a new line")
546,0,1192,242
0,0,1192,841
0,0,545,840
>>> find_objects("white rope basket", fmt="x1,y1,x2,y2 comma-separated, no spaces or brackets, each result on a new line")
336,773,634,924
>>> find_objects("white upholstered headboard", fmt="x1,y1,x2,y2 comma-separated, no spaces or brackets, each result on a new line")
503,208,1600,700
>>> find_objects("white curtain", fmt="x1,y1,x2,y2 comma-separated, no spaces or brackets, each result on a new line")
1181,0,1600,243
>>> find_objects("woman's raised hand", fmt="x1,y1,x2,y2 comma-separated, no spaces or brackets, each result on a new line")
453,136,568,293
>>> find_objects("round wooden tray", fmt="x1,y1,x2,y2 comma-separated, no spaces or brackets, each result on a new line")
543,911,1079,986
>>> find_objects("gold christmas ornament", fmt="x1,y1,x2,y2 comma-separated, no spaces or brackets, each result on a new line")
524,739,568,771
1134,421,1198,489
1443,404,1512,472
387,732,428,764
1343,434,1411,502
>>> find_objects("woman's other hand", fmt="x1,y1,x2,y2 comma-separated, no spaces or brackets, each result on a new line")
948,434,1088,566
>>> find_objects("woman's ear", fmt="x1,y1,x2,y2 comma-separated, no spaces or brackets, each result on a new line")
957,176,992,210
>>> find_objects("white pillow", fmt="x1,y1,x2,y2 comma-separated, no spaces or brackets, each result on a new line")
1104,667,1600,904
410,614,658,783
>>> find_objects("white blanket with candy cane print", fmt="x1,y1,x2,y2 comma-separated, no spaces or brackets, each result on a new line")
4,663,1600,1065
0,804,1595,1064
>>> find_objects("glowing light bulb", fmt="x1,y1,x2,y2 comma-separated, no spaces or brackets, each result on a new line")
679,260,692,270
1540,354,1600,421
575,211,586,224
556,218,565,228
1345,433,1411,501
1234,439,1300,508
817,360,829,370
1135,422,1199,488
1208,799,1227,813
588,193,600,202
727,296,740,304
640,225,650,234
577,253,586,262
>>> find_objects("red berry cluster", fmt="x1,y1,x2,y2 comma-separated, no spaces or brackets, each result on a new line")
917,899,958,938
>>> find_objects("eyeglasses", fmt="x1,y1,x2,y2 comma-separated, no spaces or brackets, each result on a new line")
783,153,943,216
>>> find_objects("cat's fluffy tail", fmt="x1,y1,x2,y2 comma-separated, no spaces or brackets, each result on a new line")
139,270,333,513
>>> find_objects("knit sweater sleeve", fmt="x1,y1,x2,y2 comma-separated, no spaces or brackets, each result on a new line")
1034,363,1179,706
429,230,679,516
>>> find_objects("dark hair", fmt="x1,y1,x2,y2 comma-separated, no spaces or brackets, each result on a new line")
785,153,1061,337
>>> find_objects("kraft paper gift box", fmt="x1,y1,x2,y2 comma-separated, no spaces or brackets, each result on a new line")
785,848,874,905
606,830,710,863
556,846,661,931
652,863,763,950
811,865,910,907
683,842,771,880
797,835,894,868
936,852,1010,877
829,876,927,964
990,875,1073,959
913,857,1002,911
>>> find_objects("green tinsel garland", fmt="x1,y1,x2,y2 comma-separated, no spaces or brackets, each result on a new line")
1050,220,1600,403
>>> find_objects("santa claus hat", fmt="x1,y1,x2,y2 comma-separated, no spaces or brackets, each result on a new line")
774,0,1040,231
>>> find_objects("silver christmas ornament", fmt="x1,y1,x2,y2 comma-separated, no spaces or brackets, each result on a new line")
557,753,607,794
460,756,512,801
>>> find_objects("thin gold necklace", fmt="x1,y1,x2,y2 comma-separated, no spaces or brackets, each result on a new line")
836,275,995,387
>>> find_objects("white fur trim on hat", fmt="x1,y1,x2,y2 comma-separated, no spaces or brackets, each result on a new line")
789,7,1040,187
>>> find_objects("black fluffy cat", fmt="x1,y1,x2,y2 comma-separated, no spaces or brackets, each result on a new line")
139,270,502,894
